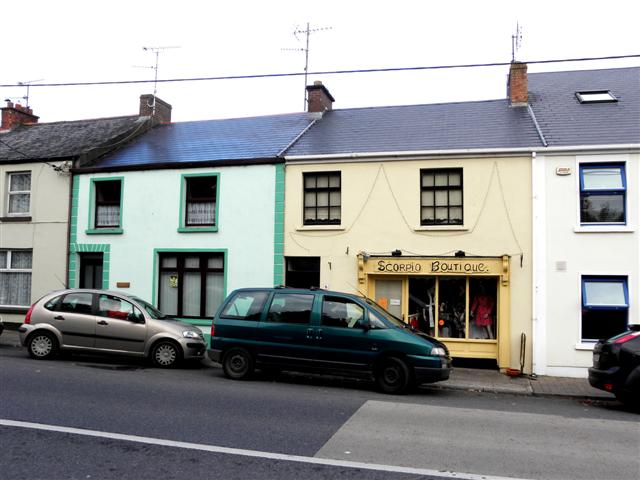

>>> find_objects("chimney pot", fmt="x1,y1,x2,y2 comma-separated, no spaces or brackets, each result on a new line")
1,101,39,130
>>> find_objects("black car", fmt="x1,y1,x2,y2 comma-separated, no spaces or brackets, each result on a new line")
588,325,640,408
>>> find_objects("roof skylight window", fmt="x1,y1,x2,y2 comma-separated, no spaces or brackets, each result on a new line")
576,91,618,103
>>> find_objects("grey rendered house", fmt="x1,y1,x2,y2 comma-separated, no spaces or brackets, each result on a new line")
0,96,165,324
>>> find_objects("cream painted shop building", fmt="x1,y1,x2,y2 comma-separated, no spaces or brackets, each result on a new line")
282,66,639,376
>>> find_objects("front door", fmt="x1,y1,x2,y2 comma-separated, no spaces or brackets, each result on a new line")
79,253,104,289
94,293,147,353
375,279,403,319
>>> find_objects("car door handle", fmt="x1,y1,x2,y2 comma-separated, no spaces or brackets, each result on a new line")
97,320,109,325
54,315,65,320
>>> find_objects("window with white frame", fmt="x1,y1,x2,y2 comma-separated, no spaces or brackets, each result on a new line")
581,276,628,341
575,91,618,104
7,172,31,216
0,249,32,306
94,179,122,228
579,164,626,224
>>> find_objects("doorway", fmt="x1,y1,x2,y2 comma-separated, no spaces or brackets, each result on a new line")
79,253,104,289
285,257,320,289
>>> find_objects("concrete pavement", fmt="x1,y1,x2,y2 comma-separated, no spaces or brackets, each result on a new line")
0,325,614,401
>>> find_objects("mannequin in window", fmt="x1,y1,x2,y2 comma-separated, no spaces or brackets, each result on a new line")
470,283,495,339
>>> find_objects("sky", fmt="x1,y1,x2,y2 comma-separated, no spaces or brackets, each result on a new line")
2,0,639,123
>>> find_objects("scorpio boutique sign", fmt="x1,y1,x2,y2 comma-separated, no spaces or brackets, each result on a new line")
361,256,508,277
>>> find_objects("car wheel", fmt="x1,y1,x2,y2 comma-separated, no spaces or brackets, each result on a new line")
151,341,182,368
615,390,640,411
222,347,254,380
27,331,58,360
375,357,411,394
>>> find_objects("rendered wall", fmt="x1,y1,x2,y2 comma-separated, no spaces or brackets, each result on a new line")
72,164,277,307
0,162,70,322
284,156,533,371
536,152,639,377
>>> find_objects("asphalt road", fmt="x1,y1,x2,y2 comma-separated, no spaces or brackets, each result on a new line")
1,343,638,480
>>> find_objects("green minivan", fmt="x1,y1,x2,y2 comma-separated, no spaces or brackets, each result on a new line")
208,287,451,393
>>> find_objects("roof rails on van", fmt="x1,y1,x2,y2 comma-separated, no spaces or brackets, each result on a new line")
274,285,323,291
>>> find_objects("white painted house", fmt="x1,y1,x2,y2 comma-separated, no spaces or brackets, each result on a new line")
529,67,640,377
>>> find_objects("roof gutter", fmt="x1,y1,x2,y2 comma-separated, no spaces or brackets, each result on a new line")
285,144,640,163
71,156,284,174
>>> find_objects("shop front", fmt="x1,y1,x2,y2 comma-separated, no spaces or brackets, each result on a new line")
358,254,511,369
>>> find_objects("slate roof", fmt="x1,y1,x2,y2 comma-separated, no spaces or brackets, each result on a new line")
94,113,314,169
0,116,147,163
285,66,639,157
528,66,640,146
285,100,544,157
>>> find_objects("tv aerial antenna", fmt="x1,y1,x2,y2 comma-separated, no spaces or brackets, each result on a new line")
16,79,44,108
140,46,180,115
282,23,332,110
511,22,523,62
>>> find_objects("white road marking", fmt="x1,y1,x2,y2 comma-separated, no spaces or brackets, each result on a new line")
0,418,530,480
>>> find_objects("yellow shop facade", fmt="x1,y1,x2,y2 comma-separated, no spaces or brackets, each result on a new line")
282,154,533,371
358,254,512,366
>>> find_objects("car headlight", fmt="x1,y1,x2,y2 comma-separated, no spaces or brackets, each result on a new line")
182,330,202,339
431,347,446,357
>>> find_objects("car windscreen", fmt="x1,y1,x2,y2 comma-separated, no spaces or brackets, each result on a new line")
131,297,168,319
364,298,406,328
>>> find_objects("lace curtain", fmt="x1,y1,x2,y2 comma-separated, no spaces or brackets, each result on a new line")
96,205,120,227
0,272,31,305
187,202,215,225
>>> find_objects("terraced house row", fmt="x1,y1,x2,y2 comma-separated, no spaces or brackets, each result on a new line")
1,63,638,377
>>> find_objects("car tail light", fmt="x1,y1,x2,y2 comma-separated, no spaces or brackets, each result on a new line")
24,304,35,324
210,323,215,337
614,332,640,344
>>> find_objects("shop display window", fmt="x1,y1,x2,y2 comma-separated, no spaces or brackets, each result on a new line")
438,278,467,338
408,276,497,341
469,279,497,339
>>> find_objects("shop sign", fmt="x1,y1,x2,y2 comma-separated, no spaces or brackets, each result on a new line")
372,258,497,275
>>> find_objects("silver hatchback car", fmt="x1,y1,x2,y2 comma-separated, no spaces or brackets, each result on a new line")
18,289,206,368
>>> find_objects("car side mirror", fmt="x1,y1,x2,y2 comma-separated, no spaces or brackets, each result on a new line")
359,320,371,332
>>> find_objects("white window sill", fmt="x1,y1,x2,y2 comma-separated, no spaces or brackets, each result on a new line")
296,225,345,232
575,342,596,351
574,225,635,233
414,225,469,232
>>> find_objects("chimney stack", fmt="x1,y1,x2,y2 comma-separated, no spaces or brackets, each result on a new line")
306,81,334,114
1,101,39,130
507,62,528,106
139,94,172,124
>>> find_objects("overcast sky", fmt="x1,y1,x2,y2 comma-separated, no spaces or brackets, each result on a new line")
2,0,639,123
